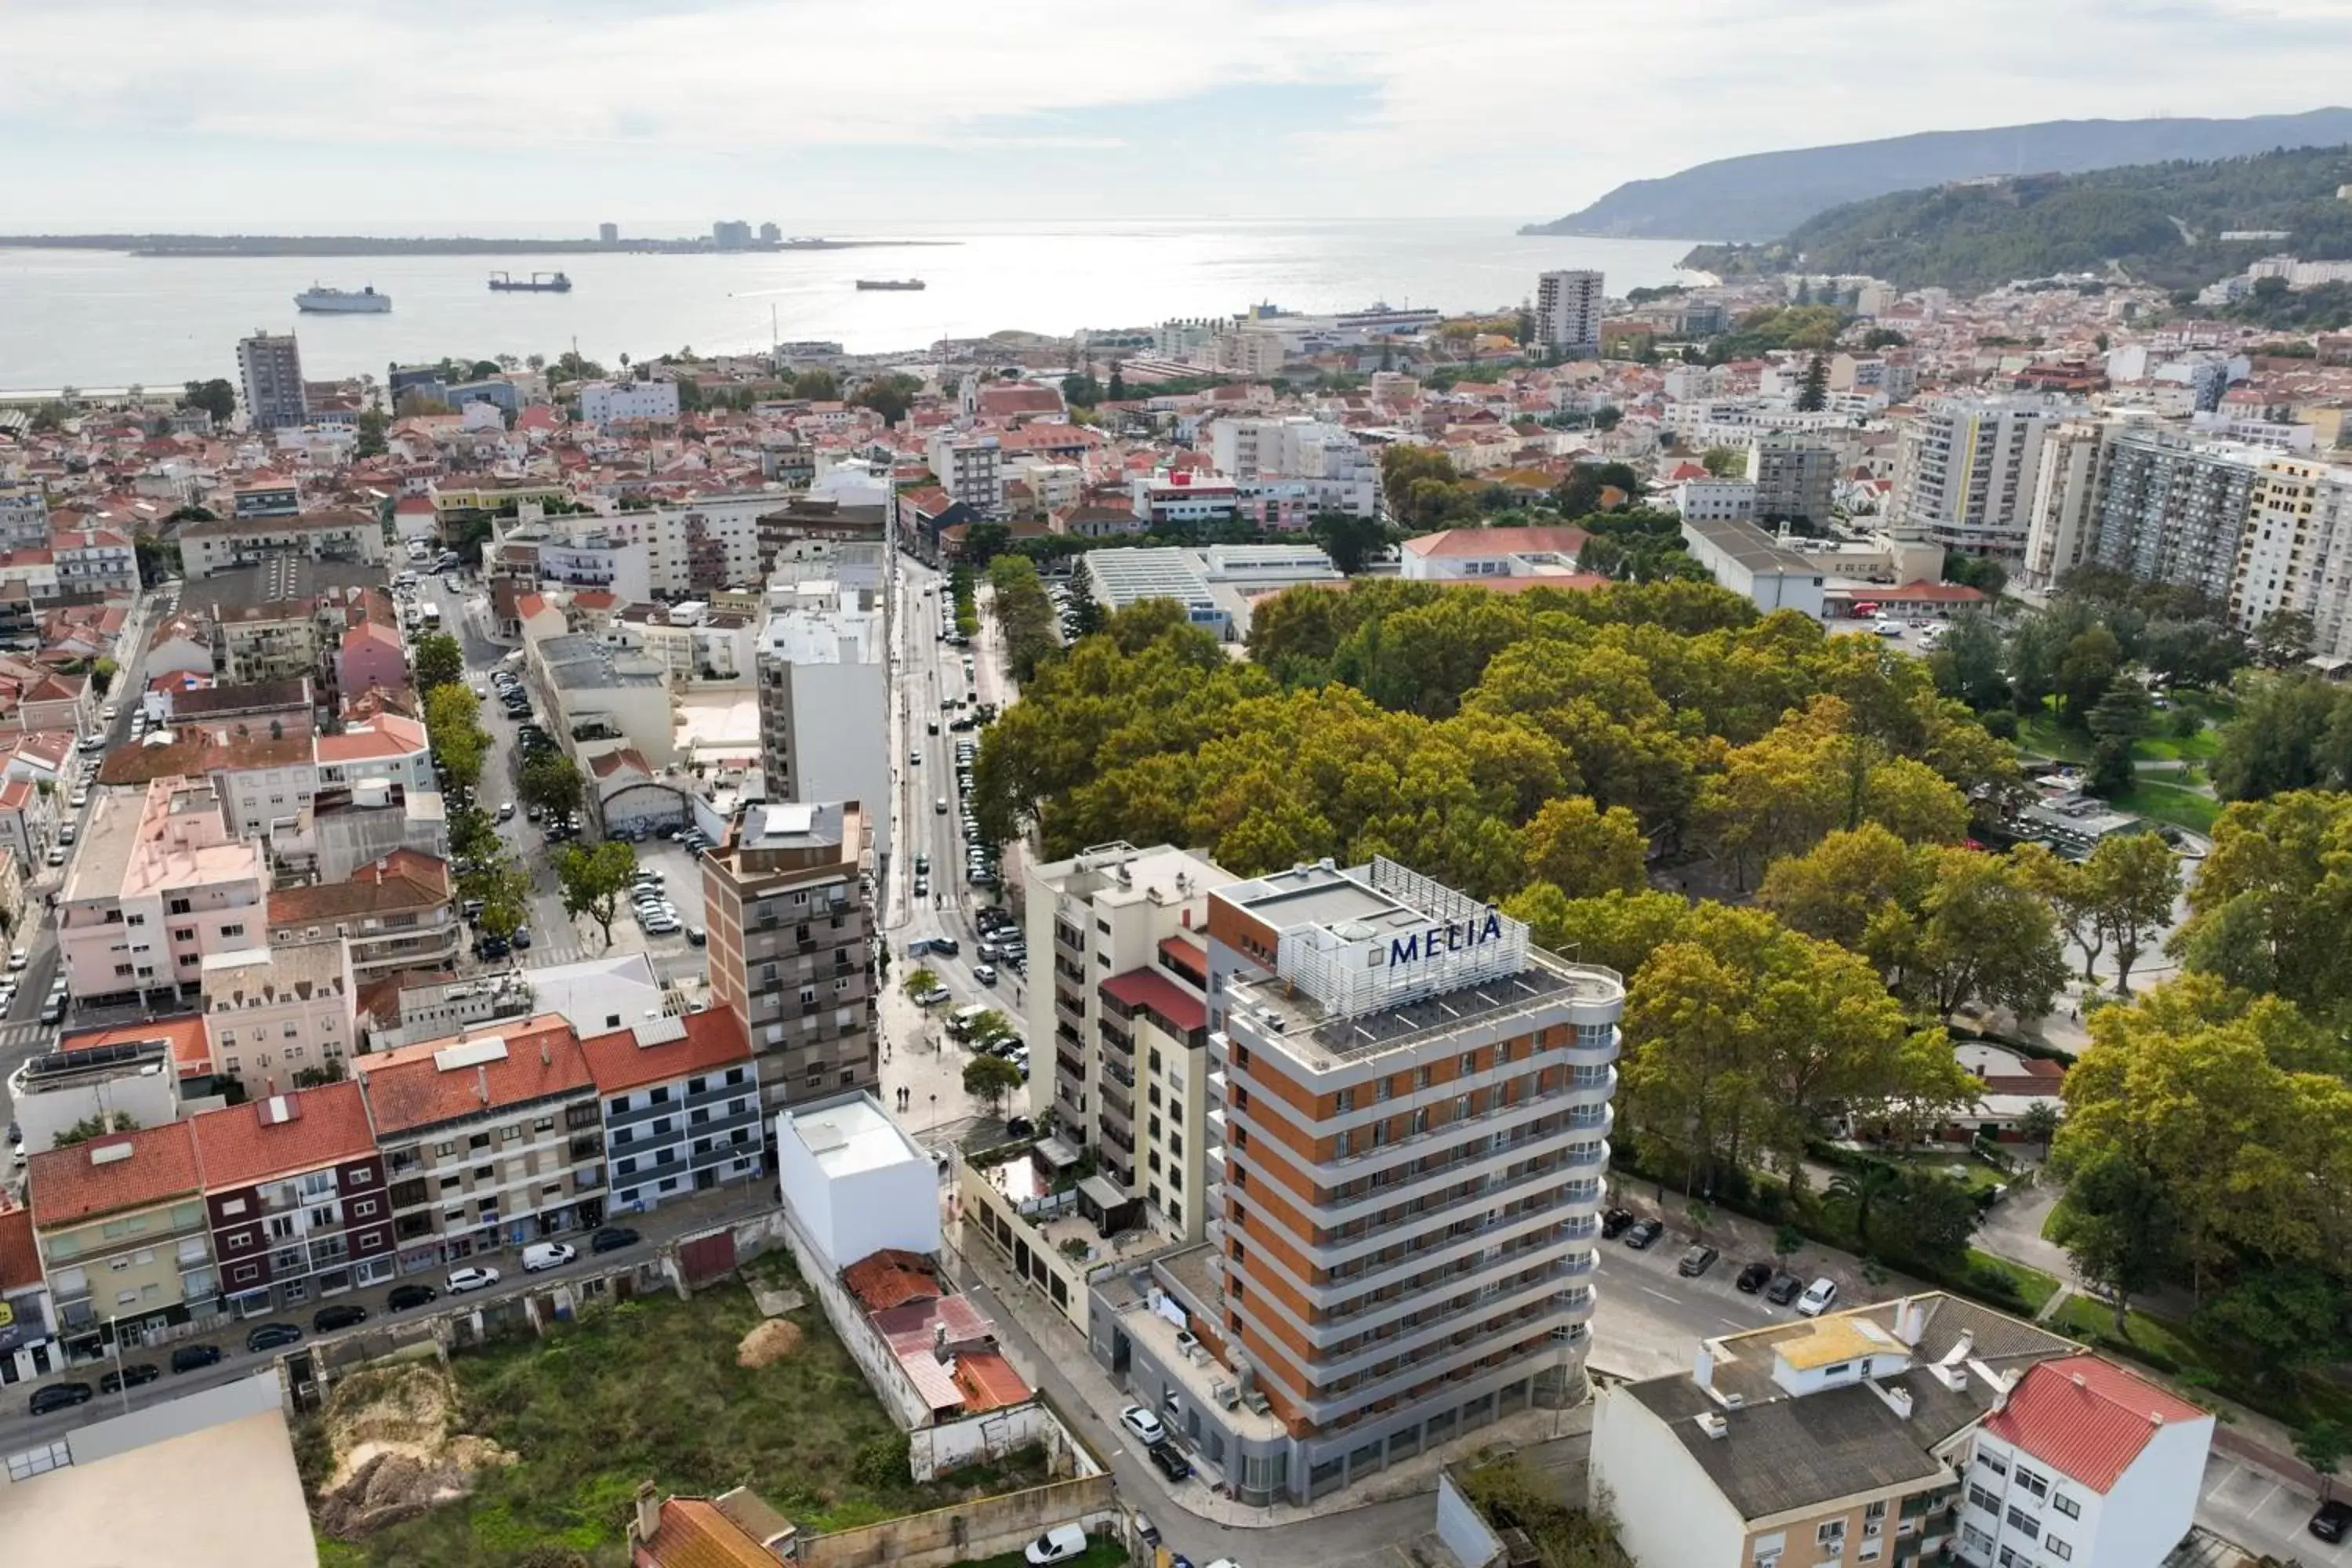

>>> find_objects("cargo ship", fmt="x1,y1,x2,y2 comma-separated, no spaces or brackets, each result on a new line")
488,270,573,292
294,284,391,313
854,278,926,291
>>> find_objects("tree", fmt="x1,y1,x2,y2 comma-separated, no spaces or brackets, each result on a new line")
1927,612,2012,712
395,390,456,418
518,751,586,817
1519,797,1647,899
1062,575,1108,640
902,967,941,1001
1906,845,2070,1019
423,683,487,790
2082,832,2180,996
1700,445,1746,479
467,862,534,943
2174,792,2352,1013
355,408,389,458
1795,352,1829,412
2055,626,2122,725
2296,1421,2352,1501
790,368,840,401
1553,462,1646,518
964,522,1013,566
179,378,237,423
1884,1171,1982,1266
2256,608,2317,667
2017,1101,2061,1154
2211,674,2343,800
91,657,117,697
412,632,464,694
1828,1163,1900,1247
962,1054,1023,1117
2050,1148,2180,1334
851,372,922,426
51,1111,139,1148
1059,372,1103,408
1308,511,1388,575
1106,365,1127,402
554,840,637,946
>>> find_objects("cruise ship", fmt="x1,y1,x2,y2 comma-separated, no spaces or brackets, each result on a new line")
294,285,392,314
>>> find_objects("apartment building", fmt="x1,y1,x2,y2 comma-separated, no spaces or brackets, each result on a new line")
200,939,356,1095
1591,1293,2211,1568
1023,842,1232,1238
2021,417,2111,590
27,1121,218,1352
51,527,139,597
236,331,307,432
2089,426,2263,606
701,800,877,1120
754,583,889,866
2235,454,2352,655
1097,858,1622,1505
578,379,681,429
579,1008,764,1215
191,1080,394,1317
1535,270,1604,358
1890,398,2058,559
1746,434,1837,527
927,431,1005,514
0,478,49,549
352,1014,607,1275
60,777,269,1007
178,511,384,579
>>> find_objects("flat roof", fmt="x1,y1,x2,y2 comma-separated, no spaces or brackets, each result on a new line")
1682,514,1821,575
783,1092,925,1178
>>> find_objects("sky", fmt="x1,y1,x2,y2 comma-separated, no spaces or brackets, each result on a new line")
5,0,2352,231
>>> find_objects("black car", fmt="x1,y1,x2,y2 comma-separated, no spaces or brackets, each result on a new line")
1735,1261,1774,1294
387,1284,439,1312
591,1226,641,1254
1600,1207,1635,1239
1148,1443,1192,1483
29,1381,94,1416
170,1343,223,1374
1678,1245,1719,1278
2313,1499,2352,1542
314,1304,369,1333
1764,1271,1804,1305
246,1322,305,1353
1623,1218,1665,1250
99,1363,161,1395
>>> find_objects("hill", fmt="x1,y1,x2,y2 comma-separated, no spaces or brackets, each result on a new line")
1677,143,2352,294
1521,108,2352,241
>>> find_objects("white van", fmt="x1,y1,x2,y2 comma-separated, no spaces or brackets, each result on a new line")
522,1242,578,1273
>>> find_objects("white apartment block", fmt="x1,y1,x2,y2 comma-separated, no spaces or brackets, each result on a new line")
2089,427,2264,608
755,582,890,866
2238,454,2352,656
927,432,1004,513
1891,398,2060,559
1536,270,1604,358
578,379,682,429
60,779,268,1008
1671,477,1759,522
2021,418,2111,590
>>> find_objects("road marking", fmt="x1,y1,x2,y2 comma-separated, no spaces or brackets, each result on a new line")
1719,1317,1745,1330
1639,1287,1679,1305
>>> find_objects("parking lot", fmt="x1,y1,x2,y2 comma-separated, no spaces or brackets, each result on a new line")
2198,1449,2348,1564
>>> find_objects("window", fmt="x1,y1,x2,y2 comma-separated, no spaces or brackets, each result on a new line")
221,923,245,938
1967,1484,2000,1516
434,1142,456,1157
2013,1466,2048,1501
2044,1537,2072,1562
2050,1493,2080,1520
1975,1448,2006,1477
173,927,195,944
1815,1519,1846,1545
2003,1507,2038,1541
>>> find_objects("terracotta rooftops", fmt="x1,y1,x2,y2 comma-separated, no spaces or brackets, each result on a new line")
351,1014,591,1135
27,1120,204,1229
577,1009,752,1096
189,1080,377,1189
1982,1354,2209,1494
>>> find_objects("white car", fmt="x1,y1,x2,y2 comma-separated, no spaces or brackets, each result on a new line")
522,1242,576,1272
446,1265,503,1295
5,949,24,971
1796,1277,1840,1317
1119,1404,1167,1446
1024,1524,1087,1565
100,704,118,723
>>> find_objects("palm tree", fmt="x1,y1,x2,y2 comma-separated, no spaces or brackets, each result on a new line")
1828,1163,1901,1247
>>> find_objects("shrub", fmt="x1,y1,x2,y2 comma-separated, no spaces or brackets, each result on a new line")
852,1434,909,1490
1980,709,2019,740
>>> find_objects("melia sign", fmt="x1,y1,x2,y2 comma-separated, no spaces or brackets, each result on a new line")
1388,910,1505,967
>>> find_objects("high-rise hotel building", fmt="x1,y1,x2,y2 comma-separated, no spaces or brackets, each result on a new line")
1088,856,1624,1504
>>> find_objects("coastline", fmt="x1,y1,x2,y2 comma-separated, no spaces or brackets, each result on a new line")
0,234,958,259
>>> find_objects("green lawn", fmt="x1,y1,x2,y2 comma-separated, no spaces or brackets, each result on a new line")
2108,778,2221,834
2049,1295,2352,1430
2014,711,2092,764
1875,1151,2008,1195
320,1261,1051,1566
1965,1250,2063,1316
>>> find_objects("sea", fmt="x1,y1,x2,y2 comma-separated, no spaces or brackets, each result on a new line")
0,218,1701,392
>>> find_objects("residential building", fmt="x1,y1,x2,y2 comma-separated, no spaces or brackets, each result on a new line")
27,1121,217,1353
50,528,139,597
1095,858,1623,1504
1022,842,1232,1236
313,716,435,800
0,775,54,869
1747,434,1838,527
1890,398,2059,559
775,1090,941,1275
0,479,49,550
1535,270,1605,358
754,583,889,865
351,1014,607,1274
579,379,681,429
1679,516,1828,619
200,939,356,1095
1670,477,1758,523
336,619,407,699
579,1009,764,1216
2022,417,2112,590
179,511,383,579
927,431,1005,513
59,777,269,1007
1399,525,1594,582
5,1017,205,1156
0,1200,56,1388
2236,454,2352,655
191,1080,394,1317
1590,1292,2212,1568
230,478,301,521
701,800,877,1120
628,1483,800,1567
237,331,307,431
528,633,676,769
2089,426,2263,607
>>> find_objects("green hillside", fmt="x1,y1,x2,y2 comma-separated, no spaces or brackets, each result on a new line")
1682,144,2352,294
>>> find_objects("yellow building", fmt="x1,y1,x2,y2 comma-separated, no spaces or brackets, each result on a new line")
27,1120,217,1355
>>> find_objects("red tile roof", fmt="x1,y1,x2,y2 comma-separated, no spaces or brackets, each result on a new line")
1098,966,1207,1035
1400,524,1592,559
577,1009,751,1095
953,1351,1032,1413
643,1497,782,1568
1982,1354,2209,1493
842,1248,941,1313
54,1014,212,1076
352,1014,592,1134
28,1120,204,1229
0,1203,42,1293
189,1080,377,1189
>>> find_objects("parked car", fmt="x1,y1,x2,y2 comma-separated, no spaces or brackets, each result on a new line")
1599,1207,1635,1239
447,1265,502,1295
523,1242,578,1272
387,1284,439,1312
314,1304,369,1333
246,1322,304,1353
1677,1245,1719,1278
1734,1261,1773,1294
1796,1278,1840,1317
1024,1524,1089,1565
1120,1404,1167,1445
972,964,997,985
591,1227,641,1254
1149,1443,1192,1483
2311,1498,2352,1542
169,1343,223,1374
99,1363,161,1394
1765,1272,1804,1305
686,925,707,947
915,985,951,1007
1623,1218,1665,1249
28,1381,94,1416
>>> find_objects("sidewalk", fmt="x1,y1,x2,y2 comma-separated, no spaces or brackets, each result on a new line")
942,1215,1592,1530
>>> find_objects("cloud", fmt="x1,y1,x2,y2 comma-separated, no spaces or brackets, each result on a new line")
0,0,2343,223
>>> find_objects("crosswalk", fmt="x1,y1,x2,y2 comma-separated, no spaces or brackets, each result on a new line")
0,1020,56,1051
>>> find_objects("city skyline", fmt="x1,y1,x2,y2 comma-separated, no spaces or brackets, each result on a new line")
4,1,2350,227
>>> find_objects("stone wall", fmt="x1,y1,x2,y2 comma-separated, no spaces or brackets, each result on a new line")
797,1474,1120,1568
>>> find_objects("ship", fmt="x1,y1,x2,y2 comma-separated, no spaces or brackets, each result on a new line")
488,270,573,292
855,278,926,291
294,284,391,314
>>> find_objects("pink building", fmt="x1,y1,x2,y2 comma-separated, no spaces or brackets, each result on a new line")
335,619,408,701
58,776,268,1007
